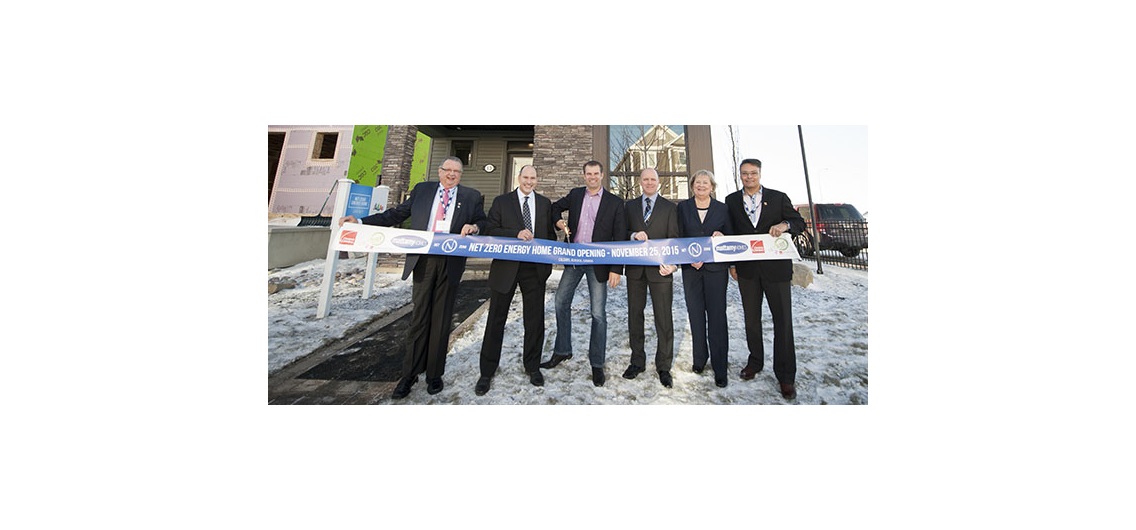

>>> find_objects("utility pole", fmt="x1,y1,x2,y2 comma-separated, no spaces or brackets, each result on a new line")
798,125,822,275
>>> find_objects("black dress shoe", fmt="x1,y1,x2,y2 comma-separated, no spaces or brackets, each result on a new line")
715,375,728,388
622,365,645,379
529,370,544,386
779,383,797,400
658,371,673,388
592,367,605,387
740,364,762,380
474,376,491,396
426,377,444,395
391,376,417,399
692,364,705,375
540,353,572,369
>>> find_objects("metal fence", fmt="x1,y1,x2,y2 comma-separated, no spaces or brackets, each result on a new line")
793,220,868,271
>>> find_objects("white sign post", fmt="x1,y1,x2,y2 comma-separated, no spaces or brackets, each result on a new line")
362,184,390,299
315,179,353,319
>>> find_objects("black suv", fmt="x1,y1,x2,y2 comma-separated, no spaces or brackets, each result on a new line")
793,203,868,258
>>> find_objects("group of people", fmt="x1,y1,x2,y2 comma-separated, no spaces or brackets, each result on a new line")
338,156,806,402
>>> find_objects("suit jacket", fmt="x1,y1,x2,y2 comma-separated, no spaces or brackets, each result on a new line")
360,181,486,284
624,194,679,282
481,189,555,294
676,198,733,273
724,186,805,282
551,186,627,278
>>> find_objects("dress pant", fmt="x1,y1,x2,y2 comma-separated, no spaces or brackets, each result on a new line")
736,275,796,385
480,263,546,377
406,255,458,381
682,266,730,379
626,274,674,373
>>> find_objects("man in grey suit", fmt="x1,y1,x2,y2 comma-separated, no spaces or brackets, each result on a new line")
621,168,680,388
339,156,486,400
474,165,556,396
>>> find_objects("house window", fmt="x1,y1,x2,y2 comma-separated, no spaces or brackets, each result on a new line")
450,140,474,166
312,132,338,160
608,125,689,200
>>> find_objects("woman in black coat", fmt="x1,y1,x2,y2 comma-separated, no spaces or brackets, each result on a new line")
676,170,734,387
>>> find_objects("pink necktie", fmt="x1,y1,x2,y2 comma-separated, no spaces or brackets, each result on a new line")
436,187,450,223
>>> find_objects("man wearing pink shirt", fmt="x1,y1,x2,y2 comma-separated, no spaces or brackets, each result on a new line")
541,161,627,386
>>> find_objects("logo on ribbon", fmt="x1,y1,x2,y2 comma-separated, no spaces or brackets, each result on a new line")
687,242,704,258
714,242,748,254
339,230,358,246
392,235,428,249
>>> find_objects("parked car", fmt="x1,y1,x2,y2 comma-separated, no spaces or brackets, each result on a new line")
793,203,868,257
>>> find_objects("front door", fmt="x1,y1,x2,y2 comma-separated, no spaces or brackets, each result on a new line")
507,154,534,193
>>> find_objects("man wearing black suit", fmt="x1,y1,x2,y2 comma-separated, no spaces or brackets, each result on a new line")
540,160,627,387
339,156,486,400
473,165,555,396
621,168,680,388
724,158,806,400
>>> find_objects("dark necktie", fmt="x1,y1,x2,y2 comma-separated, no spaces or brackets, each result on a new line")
643,196,652,222
522,195,532,232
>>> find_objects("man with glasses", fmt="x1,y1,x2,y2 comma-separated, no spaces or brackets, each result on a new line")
339,156,485,400
541,160,627,387
724,158,806,400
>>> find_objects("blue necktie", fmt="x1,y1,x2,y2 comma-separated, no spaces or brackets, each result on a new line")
643,196,652,222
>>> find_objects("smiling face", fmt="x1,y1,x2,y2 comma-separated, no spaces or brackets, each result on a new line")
639,168,659,196
517,165,537,195
691,172,714,199
740,162,761,193
583,162,603,192
438,159,463,189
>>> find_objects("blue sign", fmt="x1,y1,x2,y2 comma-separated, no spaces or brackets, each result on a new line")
344,183,373,220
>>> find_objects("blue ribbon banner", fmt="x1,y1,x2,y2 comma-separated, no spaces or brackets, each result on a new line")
334,224,798,265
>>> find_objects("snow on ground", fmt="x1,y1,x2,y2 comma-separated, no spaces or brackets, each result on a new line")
269,255,868,405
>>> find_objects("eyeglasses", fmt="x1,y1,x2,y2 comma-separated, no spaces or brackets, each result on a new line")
740,171,760,177
440,167,463,174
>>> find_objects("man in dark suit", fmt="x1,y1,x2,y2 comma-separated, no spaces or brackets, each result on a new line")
540,160,627,387
473,165,555,396
621,168,680,388
724,158,806,400
339,156,486,400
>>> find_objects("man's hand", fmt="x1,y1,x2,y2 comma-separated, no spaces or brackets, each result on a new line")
632,231,648,241
608,272,621,288
338,215,359,227
460,224,479,236
556,219,570,241
516,229,534,241
729,266,738,281
769,221,790,237
659,264,677,276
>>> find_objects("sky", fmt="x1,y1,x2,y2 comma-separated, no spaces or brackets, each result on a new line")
710,125,870,215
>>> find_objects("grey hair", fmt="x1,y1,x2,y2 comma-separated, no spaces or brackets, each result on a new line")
689,169,717,193
439,156,464,169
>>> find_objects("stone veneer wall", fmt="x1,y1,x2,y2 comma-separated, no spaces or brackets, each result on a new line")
379,125,418,205
533,125,594,202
